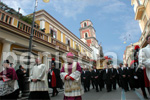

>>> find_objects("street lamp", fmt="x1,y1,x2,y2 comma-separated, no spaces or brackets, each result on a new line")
24,0,49,97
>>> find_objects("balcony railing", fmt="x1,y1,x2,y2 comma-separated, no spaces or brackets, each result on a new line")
69,47,78,56
51,37,67,51
0,9,48,42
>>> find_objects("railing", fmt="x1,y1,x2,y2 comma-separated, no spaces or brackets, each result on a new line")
51,37,67,51
0,9,48,42
0,9,90,60
69,47,78,56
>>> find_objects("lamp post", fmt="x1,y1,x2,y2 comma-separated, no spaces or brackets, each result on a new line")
24,0,49,97
27,0,50,76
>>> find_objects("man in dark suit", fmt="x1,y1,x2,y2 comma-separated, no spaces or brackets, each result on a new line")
16,65,26,93
116,66,121,87
81,67,91,92
91,66,99,92
98,69,104,91
103,65,112,92
126,64,135,91
110,65,117,90
91,68,95,89
118,63,128,92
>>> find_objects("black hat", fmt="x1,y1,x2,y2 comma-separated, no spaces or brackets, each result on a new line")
4,60,10,64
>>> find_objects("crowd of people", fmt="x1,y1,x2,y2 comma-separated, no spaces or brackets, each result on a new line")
81,64,150,99
0,35,150,100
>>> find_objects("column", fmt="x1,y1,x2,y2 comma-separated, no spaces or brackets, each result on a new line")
43,52,50,70
40,19,45,29
0,39,14,71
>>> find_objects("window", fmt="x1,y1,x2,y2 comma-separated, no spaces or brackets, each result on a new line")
50,29,56,38
5,15,8,23
84,22,87,27
1,13,4,21
85,33,88,38
76,44,80,51
66,38,70,46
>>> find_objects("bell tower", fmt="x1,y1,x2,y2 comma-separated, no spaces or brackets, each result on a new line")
79,19,98,47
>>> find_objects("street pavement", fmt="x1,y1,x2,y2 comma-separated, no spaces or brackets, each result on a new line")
50,87,150,100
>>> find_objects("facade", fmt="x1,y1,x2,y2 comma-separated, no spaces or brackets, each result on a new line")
123,42,139,66
0,3,93,71
124,0,150,65
131,0,150,48
79,20,104,61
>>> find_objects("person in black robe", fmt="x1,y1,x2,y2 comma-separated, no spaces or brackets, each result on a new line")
110,65,117,90
16,65,26,93
118,63,128,92
103,65,112,92
91,66,99,92
48,59,62,97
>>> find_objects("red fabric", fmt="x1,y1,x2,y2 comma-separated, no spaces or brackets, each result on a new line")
130,60,138,66
0,68,18,80
134,45,140,50
64,96,82,100
51,71,56,87
65,75,68,80
143,68,150,87
69,76,75,80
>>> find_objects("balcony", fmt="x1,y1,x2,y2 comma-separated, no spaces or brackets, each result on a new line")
135,5,145,20
0,8,90,58
51,37,67,51
0,9,69,52
69,47,78,57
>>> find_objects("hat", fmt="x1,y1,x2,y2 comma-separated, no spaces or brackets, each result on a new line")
52,58,55,61
134,45,140,50
67,52,74,57
3,60,10,64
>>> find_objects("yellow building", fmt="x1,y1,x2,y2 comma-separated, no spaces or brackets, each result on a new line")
0,3,93,71
131,0,150,48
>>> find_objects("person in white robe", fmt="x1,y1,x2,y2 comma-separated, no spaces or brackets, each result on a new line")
28,58,50,100
139,35,150,81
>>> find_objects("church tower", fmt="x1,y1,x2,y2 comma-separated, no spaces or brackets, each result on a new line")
80,20,104,60
79,20,99,48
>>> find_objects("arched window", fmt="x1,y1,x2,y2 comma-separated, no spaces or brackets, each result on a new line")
84,22,87,27
85,33,88,38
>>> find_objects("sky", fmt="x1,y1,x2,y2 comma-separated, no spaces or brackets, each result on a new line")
2,0,142,61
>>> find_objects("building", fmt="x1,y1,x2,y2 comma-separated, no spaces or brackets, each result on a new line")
79,19,104,69
79,20,104,60
131,0,150,48
123,0,150,65
0,2,93,71
123,42,139,66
